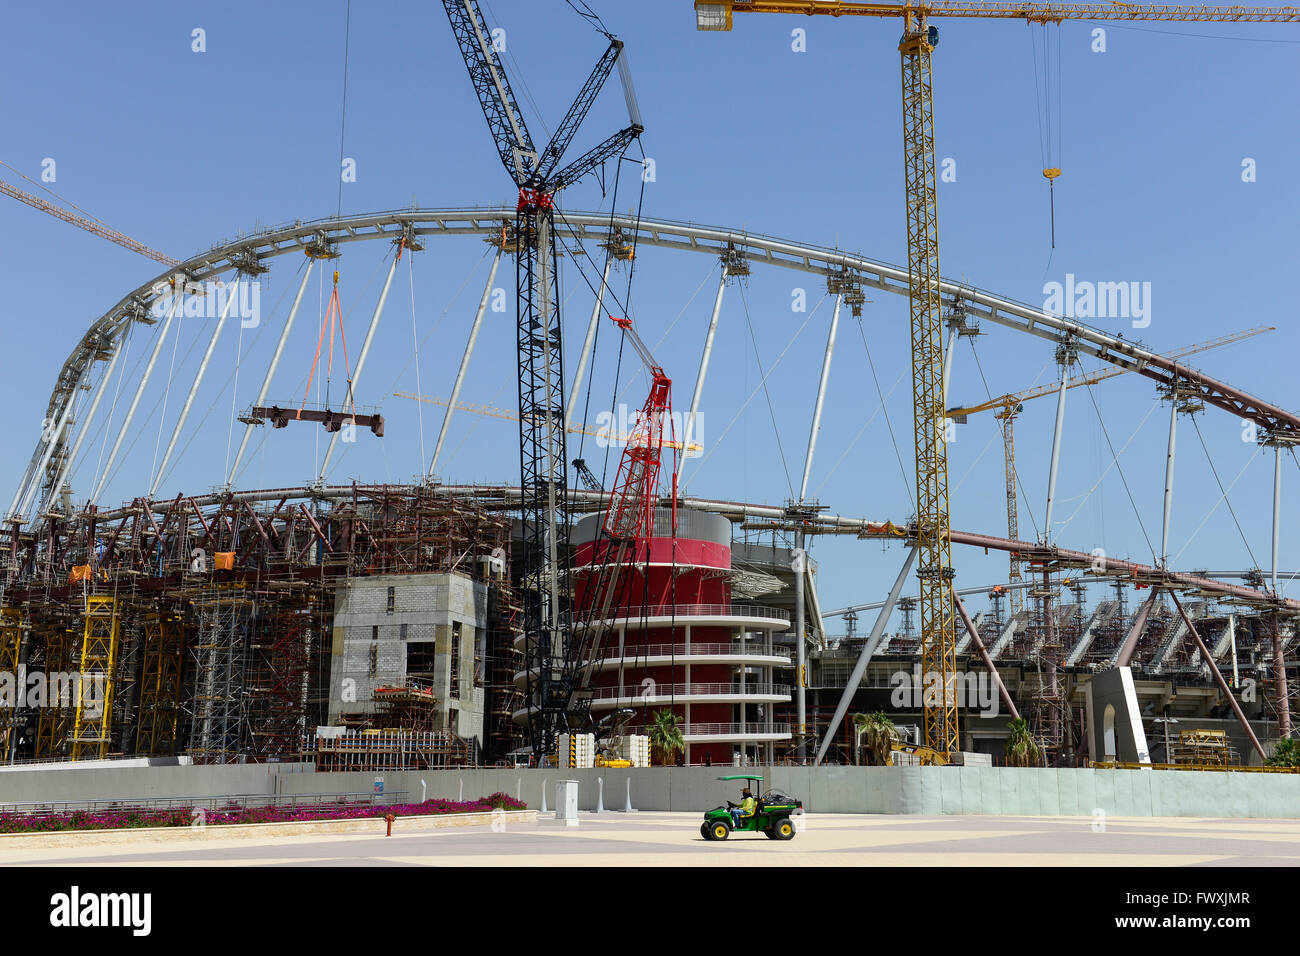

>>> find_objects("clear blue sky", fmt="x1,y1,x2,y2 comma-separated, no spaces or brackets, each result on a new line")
1,1,1297,619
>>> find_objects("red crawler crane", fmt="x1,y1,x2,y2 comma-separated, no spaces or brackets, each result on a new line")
572,315,678,691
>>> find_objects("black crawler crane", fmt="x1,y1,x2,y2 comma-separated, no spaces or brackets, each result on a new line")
440,0,643,758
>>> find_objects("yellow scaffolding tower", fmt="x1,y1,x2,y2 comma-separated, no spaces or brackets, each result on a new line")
0,608,22,761
35,623,74,758
135,610,185,756
70,595,119,760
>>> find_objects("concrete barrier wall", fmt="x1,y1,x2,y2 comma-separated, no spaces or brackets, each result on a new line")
5,763,1300,818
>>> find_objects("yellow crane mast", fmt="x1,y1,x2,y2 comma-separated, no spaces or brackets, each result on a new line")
696,0,1299,757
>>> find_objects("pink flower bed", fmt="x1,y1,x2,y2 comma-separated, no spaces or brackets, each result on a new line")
0,792,526,834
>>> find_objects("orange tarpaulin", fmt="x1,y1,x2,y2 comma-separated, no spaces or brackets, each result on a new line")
68,565,92,584
213,552,235,571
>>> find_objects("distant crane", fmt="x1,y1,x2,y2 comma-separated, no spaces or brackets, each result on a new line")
393,390,702,456
696,0,1300,757
441,0,643,757
947,325,1274,614
0,177,179,267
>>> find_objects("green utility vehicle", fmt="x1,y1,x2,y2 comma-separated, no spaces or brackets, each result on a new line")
700,774,802,841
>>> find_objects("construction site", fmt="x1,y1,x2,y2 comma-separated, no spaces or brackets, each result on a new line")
2,0,1300,818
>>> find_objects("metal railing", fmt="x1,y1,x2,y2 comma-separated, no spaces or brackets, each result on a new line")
627,722,791,737
567,603,791,626
599,642,793,661
589,682,791,701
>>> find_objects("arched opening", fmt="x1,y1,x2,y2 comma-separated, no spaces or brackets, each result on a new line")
1103,704,1117,760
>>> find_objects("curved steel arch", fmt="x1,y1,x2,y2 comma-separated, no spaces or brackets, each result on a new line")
13,204,1296,520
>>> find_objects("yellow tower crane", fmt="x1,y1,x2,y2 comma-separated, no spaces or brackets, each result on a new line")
948,325,1274,615
696,1,1300,756
0,175,179,267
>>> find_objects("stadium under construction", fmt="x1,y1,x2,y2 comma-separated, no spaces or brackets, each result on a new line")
3,1,1300,812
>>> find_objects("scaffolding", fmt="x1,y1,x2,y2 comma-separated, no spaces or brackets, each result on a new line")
0,608,22,760
311,729,477,771
135,608,185,756
247,594,317,760
70,595,120,760
34,619,75,758
188,588,254,764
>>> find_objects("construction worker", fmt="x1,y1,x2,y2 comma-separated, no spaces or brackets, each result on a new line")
730,787,756,829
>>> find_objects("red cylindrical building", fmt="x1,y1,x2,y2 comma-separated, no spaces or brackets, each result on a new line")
569,507,791,765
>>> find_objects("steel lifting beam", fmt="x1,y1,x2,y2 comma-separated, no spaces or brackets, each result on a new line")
319,251,401,480
228,259,316,484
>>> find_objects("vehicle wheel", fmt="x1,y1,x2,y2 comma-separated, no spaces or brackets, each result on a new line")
700,822,714,841
710,820,732,841
774,817,795,841
764,826,778,839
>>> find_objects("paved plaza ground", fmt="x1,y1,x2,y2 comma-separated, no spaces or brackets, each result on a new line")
4,811,1300,866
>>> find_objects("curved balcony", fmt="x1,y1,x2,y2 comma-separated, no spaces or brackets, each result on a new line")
584,642,792,671
587,681,791,710
513,604,792,650
629,721,792,744
510,685,791,722
511,641,792,686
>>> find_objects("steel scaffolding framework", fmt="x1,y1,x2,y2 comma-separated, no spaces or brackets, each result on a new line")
187,589,253,764
0,607,22,760
70,595,119,760
134,608,185,756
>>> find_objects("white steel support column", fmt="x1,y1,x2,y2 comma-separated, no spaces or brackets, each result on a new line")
150,281,242,496
92,295,182,503
17,365,89,518
565,254,613,432
1161,392,1179,567
799,295,841,501
815,545,917,765
941,322,959,408
430,248,502,476
1043,354,1070,543
319,252,400,480
227,260,316,484
46,337,127,512
679,270,727,483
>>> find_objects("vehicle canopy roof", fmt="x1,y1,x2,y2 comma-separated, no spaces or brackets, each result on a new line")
717,774,764,782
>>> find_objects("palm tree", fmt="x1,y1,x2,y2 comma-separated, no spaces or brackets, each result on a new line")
1265,736,1300,768
648,708,685,766
1005,717,1042,767
853,711,900,766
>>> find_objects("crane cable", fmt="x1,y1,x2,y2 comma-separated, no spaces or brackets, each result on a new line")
407,242,426,475
1028,21,1063,249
